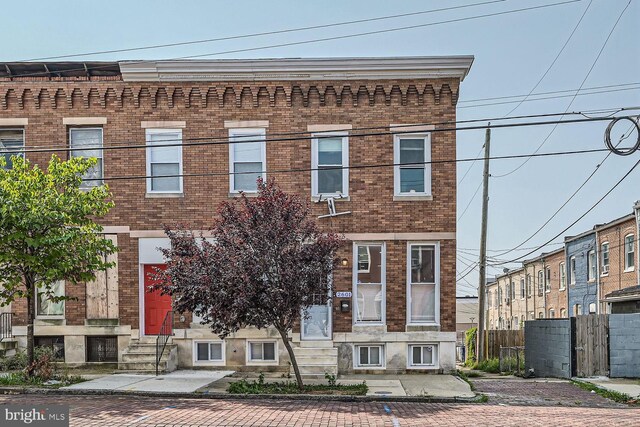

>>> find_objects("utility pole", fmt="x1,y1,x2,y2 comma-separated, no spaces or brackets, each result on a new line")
477,123,491,363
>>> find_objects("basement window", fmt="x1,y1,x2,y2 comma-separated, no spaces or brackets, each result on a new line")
194,341,224,364
355,344,385,369
86,336,118,362
408,344,438,368
247,341,277,364
34,336,65,361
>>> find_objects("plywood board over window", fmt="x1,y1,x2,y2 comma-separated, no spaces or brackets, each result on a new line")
86,235,119,320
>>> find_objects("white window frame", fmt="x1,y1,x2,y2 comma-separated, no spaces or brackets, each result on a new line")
559,262,566,290
407,344,439,369
35,281,65,319
393,133,431,197
560,308,567,318
520,278,525,300
526,274,532,297
357,245,371,273
229,128,267,194
548,308,555,318
601,242,609,275
0,128,25,168
353,242,386,325
569,256,576,285
354,344,385,369
145,128,183,194
406,242,440,326
311,132,349,198
537,270,544,295
69,127,104,188
587,250,596,282
246,340,278,365
545,267,551,293
624,234,635,272
193,340,225,365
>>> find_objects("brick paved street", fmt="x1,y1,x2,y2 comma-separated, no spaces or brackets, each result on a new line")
1,391,639,426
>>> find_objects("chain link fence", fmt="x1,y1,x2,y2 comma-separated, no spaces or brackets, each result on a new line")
499,346,525,375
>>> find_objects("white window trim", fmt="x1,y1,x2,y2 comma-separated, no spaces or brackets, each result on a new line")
601,242,610,276
520,278,525,300
228,128,267,194
393,133,431,197
353,242,386,326
587,250,596,282
246,340,278,365
69,127,104,188
145,128,183,194
193,340,225,366
357,245,371,273
311,132,349,198
406,242,440,326
353,344,386,369
0,127,25,166
35,281,65,319
407,343,439,369
624,234,635,272
545,268,551,293
569,256,576,285
559,262,566,290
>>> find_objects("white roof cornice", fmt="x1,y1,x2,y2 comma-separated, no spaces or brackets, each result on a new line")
119,56,474,82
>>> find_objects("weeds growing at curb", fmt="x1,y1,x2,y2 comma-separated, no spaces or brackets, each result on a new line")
227,372,368,395
571,380,639,405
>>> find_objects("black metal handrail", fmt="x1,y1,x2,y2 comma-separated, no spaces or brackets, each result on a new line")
156,310,173,376
0,313,13,342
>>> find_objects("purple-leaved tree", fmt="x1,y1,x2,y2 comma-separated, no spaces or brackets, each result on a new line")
154,178,344,388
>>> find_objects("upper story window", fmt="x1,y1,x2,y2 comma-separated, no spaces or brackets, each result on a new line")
146,129,183,193
498,287,503,306
559,262,566,290
601,242,609,275
520,278,525,299
311,133,348,197
407,243,439,324
70,128,103,188
624,234,635,271
394,134,431,197
0,128,24,169
354,243,385,324
545,267,551,292
229,128,266,193
526,274,532,297
510,281,516,300
569,256,576,285
537,270,544,295
587,250,596,281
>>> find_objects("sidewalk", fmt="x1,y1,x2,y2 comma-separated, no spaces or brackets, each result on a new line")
578,377,640,398
62,370,474,399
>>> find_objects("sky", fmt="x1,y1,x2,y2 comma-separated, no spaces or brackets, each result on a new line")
2,0,639,297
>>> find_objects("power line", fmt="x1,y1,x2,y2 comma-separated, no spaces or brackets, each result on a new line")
490,156,640,266
492,0,633,178
6,0,582,79
17,0,507,62
458,180,483,221
3,113,633,155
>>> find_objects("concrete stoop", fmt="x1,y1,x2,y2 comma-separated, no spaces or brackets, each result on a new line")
293,345,338,378
119,336,178,374
0,339,18,358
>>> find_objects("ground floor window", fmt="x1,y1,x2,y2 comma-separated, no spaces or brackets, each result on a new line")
355,344,385,368
86,336,118,362
34,336,65,361
247,341,277,363
194,341,224,363
408,344,438,368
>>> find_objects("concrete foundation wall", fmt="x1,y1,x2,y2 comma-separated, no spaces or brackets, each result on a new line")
609,313,640,378
525,319,574,378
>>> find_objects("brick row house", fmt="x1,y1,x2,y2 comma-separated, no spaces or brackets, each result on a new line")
0,57,474,373
486,205,640,329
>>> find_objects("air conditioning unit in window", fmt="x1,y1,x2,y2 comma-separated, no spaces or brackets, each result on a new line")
602,265,609,274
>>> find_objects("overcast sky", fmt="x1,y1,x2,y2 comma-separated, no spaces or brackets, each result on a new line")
2,0,639,296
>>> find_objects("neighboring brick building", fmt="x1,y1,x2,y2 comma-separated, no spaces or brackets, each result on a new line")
486,267,525,330
0,57,474,374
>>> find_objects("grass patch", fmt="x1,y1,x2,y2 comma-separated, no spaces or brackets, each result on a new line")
571,380,639,405
476,394,489,403
468,358,501,374
465,371,482,378
0,372,85,389
456,370,476,391
228,374,367,395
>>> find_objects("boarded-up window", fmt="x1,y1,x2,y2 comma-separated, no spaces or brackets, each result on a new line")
86,235,118,319
87,336,118,362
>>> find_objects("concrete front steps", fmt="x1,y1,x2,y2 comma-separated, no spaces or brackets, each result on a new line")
0,339,17,358
293,345,338,377
118,336,177,374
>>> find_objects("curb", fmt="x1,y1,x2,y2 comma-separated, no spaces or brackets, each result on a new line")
0,386,481,404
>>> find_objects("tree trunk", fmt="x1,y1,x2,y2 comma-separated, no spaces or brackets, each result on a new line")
26,291,35,376
277,328,303,390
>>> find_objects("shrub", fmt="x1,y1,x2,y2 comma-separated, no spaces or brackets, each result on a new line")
475,358,500,373
464,327,477,365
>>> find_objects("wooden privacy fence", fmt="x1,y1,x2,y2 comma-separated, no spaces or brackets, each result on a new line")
484,330,524,359
575,314,609,377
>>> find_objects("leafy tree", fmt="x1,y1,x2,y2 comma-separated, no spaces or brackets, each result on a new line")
155,179,344,388
0,155,117,373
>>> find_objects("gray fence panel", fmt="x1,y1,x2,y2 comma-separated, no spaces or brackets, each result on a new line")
609,313,640,378
524,319,574,379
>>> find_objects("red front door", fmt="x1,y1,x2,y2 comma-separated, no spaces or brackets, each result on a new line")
144,264,172,335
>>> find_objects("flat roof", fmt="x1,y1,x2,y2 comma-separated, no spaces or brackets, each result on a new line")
0,62,121,79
